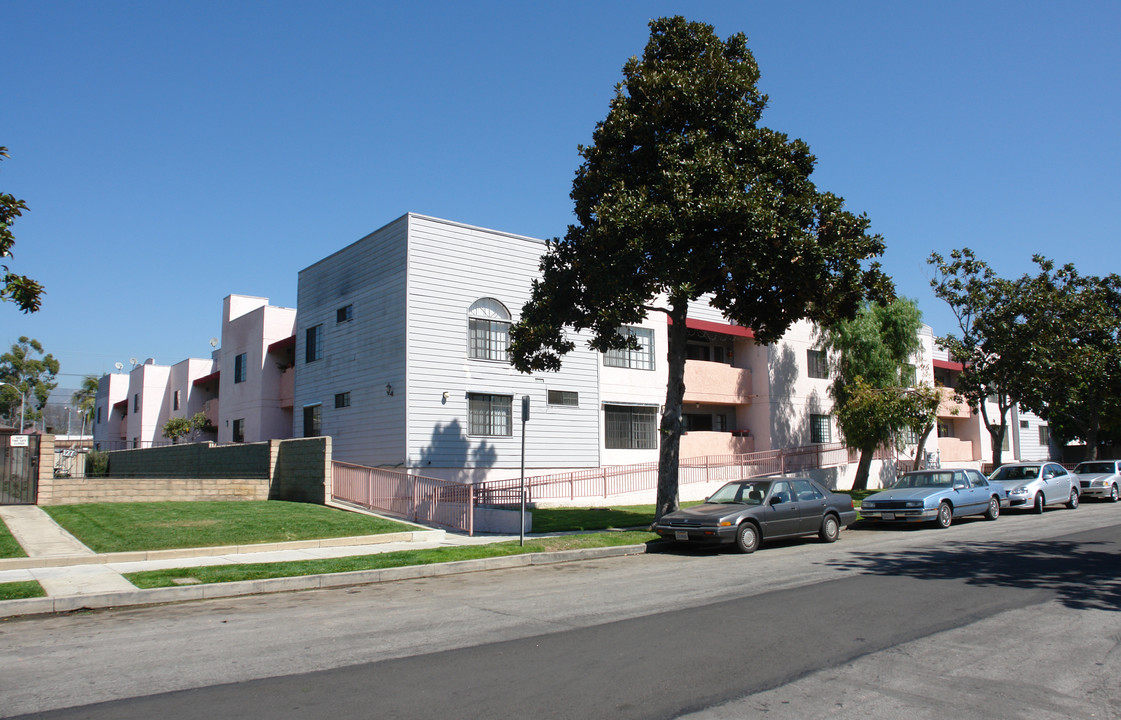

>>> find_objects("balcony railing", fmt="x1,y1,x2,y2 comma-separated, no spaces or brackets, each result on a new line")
683,361,752,404
936,387,972,418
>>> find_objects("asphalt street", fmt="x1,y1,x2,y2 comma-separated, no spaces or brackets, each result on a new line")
2,503,1119,719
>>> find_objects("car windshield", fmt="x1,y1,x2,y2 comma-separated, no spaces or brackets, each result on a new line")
1075,462,1115,474
991,465,1040,481
893,472,954,488
708,481,770,505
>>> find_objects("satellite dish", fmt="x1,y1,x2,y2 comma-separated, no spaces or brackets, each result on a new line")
209,338,219,348
129,358,138,366
114,362,123,371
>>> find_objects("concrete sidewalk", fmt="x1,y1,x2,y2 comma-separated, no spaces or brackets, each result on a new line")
1,506,646,619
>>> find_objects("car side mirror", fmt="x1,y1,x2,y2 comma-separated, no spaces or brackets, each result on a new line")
953,482,967,490
770,496,783,506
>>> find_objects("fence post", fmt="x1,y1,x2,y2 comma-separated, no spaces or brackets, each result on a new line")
780,450,786,476
411,474,418,521
469,483,474,537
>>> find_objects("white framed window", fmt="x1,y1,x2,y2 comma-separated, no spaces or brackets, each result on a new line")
1038,425,1050,446
468,393,512,436
468,298,511,361
605,404,658,449
234,353,248,384
604,327,655,370
807,349,828,379
306,325,322,363
303,404,321,437
547,390,579,407
810,414,832,444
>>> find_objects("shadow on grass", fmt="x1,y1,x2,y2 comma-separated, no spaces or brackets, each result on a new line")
824,531,1121,612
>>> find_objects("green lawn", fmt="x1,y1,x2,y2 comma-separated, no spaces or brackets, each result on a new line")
0,581,45,601
530,501,703,533
0,518,28,558
126,531,658,588
835,489,878,508
42,501,417,553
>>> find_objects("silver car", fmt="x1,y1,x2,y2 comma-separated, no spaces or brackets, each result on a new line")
1073,460,1121,502
988,462,1079,513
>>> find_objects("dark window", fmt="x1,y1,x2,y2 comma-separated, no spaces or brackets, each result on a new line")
234,353,248,384
807,350,828,379
683,413,713,432
810,414,832,444
1038,425,1050,446
604,327,655,370
303,404,321,437
337,305,353,323
547,390,578,407
468,394,512,436
335,392,350,409
792,479,823,501
306,325,322,363
605,404,658,449
96,407,101,424
173,390,180,411
232,418,244,443
133,394,139,412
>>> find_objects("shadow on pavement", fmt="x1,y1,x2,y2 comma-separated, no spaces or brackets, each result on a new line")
825,531,1121,612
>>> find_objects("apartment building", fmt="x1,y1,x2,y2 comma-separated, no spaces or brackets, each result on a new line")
92,295,295,449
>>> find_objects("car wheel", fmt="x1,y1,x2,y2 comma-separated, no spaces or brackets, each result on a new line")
1067,488,1079,509
1110,484,1119,503
1033,492,1045,514
735,522,760,554
935,502,952,529
819,514,840,543
984,495,1000,521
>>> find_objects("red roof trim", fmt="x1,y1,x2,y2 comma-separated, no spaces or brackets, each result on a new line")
193,371,220,386
112,399,127,409
669,316,755,338
267,335,296,353
933,359,964,371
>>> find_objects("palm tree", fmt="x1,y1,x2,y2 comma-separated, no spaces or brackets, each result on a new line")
71,375,99,439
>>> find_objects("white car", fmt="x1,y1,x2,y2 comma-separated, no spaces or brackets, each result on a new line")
1073,460,1121,502
988,462,1079,513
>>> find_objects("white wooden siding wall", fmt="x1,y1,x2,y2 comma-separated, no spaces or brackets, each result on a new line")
295,216,409,467
405,215,601,474
1017,408,1052,461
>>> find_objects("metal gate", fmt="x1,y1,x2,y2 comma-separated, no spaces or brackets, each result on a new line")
1,435,39,504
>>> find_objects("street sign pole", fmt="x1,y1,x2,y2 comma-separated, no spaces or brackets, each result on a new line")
520,395,529,546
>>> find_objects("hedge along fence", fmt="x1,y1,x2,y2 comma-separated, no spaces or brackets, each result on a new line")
35,437,332,506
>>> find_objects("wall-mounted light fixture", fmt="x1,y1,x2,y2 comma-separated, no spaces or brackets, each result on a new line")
385,383,394,396
442,391,449,401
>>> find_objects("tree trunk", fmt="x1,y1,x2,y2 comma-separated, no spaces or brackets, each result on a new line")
978,398,1009,468
655,302,690,520
851,446,875,491
912,423,934,472
1084,414,1101,461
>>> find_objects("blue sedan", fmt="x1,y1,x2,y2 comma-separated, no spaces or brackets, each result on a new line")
860,469,1003,528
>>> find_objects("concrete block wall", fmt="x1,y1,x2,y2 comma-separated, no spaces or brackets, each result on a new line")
269,436,331,504
104,442,271,479
38,476,270,505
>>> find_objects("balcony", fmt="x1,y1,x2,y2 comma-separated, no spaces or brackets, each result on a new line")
683,361,752,405
937,387,972,419
938,436,977,462
202,399,220,427
681,431,756,457
279,367,294,408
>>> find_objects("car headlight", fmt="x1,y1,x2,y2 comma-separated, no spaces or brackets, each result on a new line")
1093,480,1107,487
863,501,875,509
1010,487,1028,495
906,501,922,508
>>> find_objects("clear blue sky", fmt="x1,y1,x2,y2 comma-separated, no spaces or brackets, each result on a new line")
4,1,1119,388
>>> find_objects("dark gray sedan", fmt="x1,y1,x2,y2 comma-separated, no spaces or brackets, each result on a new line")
652,477,857,553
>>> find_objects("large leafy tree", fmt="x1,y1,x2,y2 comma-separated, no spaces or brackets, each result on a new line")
0,336,59,430
509,17,891,518
1008,257,1121,459
928,249,1022,467
1,146,44,313
819,300,941,490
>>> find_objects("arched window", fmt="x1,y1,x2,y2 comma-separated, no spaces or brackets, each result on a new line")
468,298,511,361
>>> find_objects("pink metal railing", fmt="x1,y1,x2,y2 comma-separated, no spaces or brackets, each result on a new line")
331,442,849,535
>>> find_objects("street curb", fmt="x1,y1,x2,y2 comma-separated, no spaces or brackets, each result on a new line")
0,543,651,619
0,529,448,571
